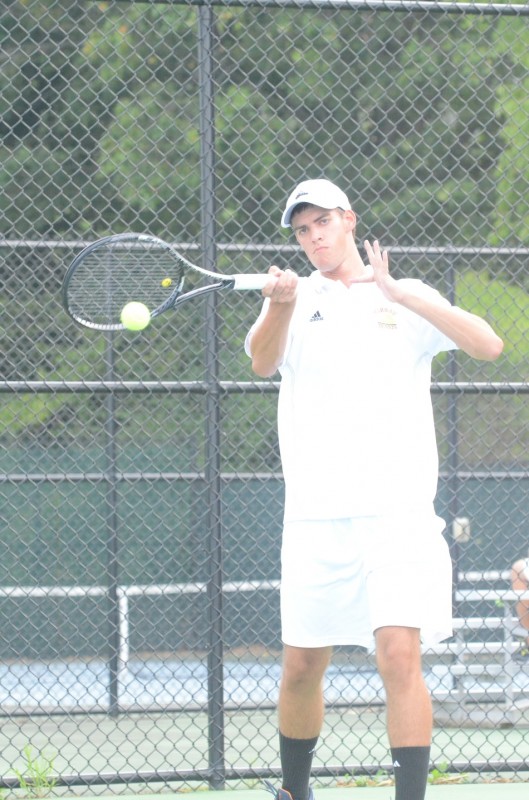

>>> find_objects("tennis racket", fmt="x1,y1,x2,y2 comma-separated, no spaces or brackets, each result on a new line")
62,232,269,331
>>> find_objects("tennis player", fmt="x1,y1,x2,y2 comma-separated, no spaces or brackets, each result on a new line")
245,179,504,800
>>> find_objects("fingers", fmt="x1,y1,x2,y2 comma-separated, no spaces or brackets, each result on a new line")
364,239,389,270
362,240,403,302
364,239,375,261
262,265,298,302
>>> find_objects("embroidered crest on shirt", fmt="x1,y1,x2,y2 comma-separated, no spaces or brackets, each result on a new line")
309,310,324,322
375,307,397,329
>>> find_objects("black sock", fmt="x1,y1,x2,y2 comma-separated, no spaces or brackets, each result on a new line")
279,732,318,800
391,746,430,800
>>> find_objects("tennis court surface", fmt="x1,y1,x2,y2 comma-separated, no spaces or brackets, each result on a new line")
105,784,529,800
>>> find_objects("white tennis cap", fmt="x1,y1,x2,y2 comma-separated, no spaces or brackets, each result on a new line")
281,179,352,228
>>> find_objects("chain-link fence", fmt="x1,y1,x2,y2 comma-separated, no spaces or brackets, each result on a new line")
1,0,529,793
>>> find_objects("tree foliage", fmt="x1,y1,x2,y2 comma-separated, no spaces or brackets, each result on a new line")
0,1,524,245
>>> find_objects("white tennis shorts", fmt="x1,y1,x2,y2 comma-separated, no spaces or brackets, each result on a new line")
280,508,453,649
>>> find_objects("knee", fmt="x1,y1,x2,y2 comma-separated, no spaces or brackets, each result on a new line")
281,647,331,691
375,629,421,684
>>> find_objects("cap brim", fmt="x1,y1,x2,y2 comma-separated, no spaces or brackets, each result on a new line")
281,205,296,228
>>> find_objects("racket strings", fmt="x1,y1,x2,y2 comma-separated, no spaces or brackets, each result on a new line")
67,245,183,327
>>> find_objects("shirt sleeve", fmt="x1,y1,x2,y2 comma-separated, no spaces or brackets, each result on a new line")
244,294,295,370
400,279,458,356
244,298,271,358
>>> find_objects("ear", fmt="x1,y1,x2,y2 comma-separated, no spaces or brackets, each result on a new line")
343,209,357,234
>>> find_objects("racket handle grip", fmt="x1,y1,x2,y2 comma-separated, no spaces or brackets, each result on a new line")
232,274,269,291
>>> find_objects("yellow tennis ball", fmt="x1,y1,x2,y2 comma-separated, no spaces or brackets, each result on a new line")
161,277,172,288
120,301,151,331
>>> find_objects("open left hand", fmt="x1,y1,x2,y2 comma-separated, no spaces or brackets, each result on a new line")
351,239,405,304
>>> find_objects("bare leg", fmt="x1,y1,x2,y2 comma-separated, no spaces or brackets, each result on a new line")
375,626,431,745
511,560,529,645
375,626,431,800
278,645,332,738
273,646,332,800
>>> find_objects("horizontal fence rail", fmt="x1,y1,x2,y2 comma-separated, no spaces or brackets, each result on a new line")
0,380,528,393
124,0,529,16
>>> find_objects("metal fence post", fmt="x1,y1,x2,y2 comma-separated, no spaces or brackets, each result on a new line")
104,333,122,715
198,2,226,789
445,255,461,615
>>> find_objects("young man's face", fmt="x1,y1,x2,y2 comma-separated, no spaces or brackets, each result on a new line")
291,205,356,277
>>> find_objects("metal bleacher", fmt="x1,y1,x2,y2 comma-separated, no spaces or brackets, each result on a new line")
429,570,529,727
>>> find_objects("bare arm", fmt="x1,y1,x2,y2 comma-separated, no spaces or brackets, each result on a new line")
248,265,299,378
357,240,504,361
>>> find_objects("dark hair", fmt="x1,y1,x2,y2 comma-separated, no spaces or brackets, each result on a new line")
289,202,313,222
290,203,345,224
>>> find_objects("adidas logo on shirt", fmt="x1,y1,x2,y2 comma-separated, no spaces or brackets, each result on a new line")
309,310,324,322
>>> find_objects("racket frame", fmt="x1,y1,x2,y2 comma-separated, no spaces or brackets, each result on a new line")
62,232,268,331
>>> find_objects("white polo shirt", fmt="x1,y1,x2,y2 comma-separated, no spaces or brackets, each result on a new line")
246,270,457,521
